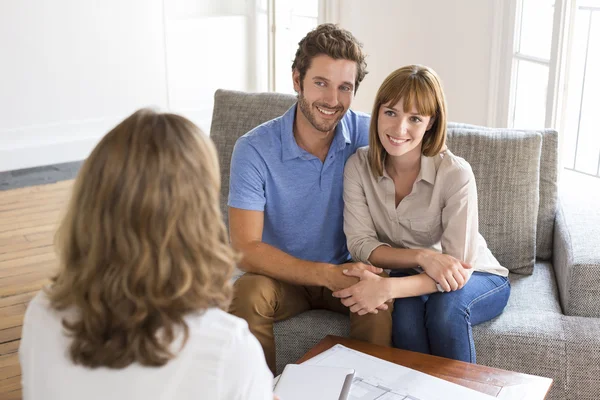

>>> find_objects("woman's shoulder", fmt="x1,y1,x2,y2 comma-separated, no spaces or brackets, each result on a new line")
27,289,51,310
345,146,377,184
346,146,370,173
185,308,255,348
436,149,475,183
184,309,271,378
348,146,369,163
24,288,69,325
186,308,247,333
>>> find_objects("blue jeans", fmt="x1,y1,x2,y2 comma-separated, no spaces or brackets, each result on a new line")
390,270,510,363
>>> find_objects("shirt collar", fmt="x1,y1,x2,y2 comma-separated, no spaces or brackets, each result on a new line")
281,105,302,161
377,153,436,185
417,155,436,185
281,104,352,162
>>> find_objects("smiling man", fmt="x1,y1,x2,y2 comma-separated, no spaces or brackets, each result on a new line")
228,24,392,373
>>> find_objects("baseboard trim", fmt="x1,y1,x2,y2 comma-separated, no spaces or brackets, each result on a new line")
0,137,98,173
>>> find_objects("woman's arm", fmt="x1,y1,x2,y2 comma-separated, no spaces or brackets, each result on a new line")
343,154,391,263
367,245,424,269
369,241,471,292
332,270,438,315
439,160,481,284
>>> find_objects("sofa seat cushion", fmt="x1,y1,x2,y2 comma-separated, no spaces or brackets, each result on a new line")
274,310,349,374
504,261,563,314
473,262,566,399
272,263,562,376
563,317,600,399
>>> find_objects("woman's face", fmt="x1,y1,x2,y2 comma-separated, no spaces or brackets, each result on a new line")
377,98,435,158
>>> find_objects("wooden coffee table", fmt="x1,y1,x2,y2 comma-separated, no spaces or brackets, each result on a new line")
297,335,552,399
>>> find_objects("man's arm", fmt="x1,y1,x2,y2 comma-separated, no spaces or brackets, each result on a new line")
229,207,379,292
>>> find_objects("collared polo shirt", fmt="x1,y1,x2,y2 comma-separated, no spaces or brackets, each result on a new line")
228,104,370,265
343,147,509,277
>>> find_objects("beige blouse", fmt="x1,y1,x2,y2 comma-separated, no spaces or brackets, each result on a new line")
343,147,508,277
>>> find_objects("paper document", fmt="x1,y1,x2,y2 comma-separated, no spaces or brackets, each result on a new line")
274,364,354,400
298,344,496,400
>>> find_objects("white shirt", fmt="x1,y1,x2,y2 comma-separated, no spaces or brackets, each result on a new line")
344,147,509,278
19,291,273,400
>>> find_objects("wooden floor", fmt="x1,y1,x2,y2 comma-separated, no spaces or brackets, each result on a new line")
0,180,73,400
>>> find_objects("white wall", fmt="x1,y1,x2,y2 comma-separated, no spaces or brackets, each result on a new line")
0,1,167,172
338,0,497,126
0,0,500,172
0,0,251,172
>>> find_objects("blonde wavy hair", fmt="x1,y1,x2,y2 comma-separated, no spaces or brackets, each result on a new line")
48,108,237,368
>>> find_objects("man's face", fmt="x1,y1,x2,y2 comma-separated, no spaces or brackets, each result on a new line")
293,54,357,136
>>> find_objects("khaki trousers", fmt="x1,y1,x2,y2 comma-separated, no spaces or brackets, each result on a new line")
229,272,393,374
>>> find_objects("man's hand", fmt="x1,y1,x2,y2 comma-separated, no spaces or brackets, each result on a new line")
326,262,389,313
326,262,382,292
332,268,392,315
418,250,472,292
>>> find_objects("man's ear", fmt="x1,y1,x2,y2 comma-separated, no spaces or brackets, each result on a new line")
292,69,301,93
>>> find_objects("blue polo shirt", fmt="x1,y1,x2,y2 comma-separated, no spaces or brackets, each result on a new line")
228,104,370,265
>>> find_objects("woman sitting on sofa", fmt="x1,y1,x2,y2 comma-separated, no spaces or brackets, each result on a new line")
19,109,273,399
333,65,511,363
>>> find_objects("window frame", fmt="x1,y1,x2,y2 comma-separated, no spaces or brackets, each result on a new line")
489,0,574,132
265,0,339,93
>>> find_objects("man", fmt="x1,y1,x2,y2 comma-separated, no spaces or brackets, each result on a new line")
228,23,392,373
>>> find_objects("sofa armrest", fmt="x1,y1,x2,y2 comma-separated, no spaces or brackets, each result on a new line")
553,198,600,317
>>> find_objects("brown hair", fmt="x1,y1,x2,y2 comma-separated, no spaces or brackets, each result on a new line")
292,23,368,92
368,65,448,177
48,108,237,368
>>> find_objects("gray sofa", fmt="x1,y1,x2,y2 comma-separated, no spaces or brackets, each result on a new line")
210,89,600,400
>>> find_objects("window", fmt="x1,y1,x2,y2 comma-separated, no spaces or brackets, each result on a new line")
562,0,600,177
165,0,331,134
271,0,320,93
510,0,556,129
252,0,338,93
502,0,600,178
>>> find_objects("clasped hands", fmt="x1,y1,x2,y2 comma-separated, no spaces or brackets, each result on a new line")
331,251,472,316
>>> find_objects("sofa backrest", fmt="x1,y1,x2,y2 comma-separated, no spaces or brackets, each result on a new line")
445,128,542,274
211,89,296,228
210,89,558,272
448,123,558,261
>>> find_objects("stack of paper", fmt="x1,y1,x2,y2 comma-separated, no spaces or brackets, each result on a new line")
275,344,496,400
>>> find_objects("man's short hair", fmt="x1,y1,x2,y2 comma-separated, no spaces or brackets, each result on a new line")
291,23,368,92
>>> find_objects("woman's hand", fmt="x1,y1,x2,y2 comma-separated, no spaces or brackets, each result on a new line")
326,262,384,292
418,249,472,292
332,268,392,315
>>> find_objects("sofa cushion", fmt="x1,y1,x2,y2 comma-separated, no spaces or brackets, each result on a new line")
553,199,600,317
474,262,567,400
210,89,296,227
446,128,542,274
448,123,558,261
564,317,600,399
274,310,349,374
272,263,567,397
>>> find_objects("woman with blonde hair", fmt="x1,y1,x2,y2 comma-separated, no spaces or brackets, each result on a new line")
19,109,273,399
333,65,510,363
